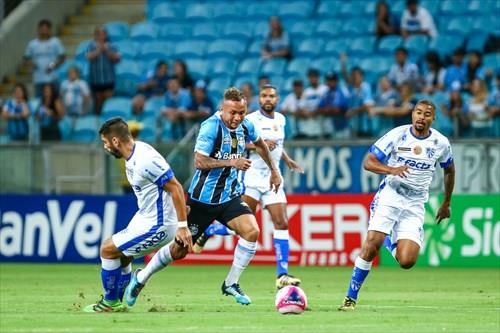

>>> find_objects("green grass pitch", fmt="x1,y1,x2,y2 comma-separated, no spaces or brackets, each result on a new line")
0,263,498,333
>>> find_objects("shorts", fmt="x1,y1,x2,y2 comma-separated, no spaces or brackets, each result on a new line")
244,186,287,207
112,213,177,258
186,196,253,242
368,184,425,247
91,83,115,93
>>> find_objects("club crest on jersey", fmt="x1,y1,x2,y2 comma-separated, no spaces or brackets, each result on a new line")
231,137,238,148
413,145,422,155
273,124,278,131
426,147,436,158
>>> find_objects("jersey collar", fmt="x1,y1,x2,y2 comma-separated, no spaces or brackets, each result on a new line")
259,109,275,119
126,143,136,161
410,127,432,140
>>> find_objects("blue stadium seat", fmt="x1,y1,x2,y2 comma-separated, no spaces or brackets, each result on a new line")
391,0,406,16
443,17,472,36
28,98,41,113
58,117,72,141
137,115,158,142
339,1,365,17
246,2,279,19
207,77,232,95
105,22,129,42
471,15,497,34
323,39,349,57
467,0,496,14
315,0,341,18
208,58,238,78
247,39,263,57
184,3,213,20
315,19,341,38
252,20,269,39
286,57,311,77
206,39,247,59
309,56,341,75
268,75,284,91
278,1,314,19
421,0,440,16
212,3,245,19
440,0,469,16
174,40,208,59
466,33,489,53
71,116,99,143
288,20,315,39
404,35,429,58
348,36,376,56
157,23,191,41
377,35,403,54
364,1,377,16
141,41,174,62
75,39,92,61
102,97,132,119
233,75,258,90
428,35,464,59
192,22,220,41
340,18,371,36
142,96,164,119
114,40,139,60
237,58,261,76
185,59,209,80
130,22,158,41
221,21,253,40
150,3,179,24
294,38,325,58
483,53,500,72
360,56,392,77
161,118,173,142
260,58,287,76
115,60,143,96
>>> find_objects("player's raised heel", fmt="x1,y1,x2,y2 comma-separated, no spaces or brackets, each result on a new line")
276,274,301,289
83,295,127,313
124,269,144,307
193,233,210,254
221,281,252,305
338,296,357,311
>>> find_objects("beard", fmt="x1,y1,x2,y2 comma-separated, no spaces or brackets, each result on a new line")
261,102,275,113
105,148,122,159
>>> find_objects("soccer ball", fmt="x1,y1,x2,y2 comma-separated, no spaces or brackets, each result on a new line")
275,286,308,314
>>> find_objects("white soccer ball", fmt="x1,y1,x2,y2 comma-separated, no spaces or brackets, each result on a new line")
275,285,308,314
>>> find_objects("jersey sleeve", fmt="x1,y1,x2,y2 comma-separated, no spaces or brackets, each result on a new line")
194,119,216,156
438,140,454,169
370,127,401,162
243,117,260,143
141,156,174,187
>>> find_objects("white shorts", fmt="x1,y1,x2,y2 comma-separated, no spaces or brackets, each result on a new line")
368,184,425,247
244,186,287,207
112,213,177,258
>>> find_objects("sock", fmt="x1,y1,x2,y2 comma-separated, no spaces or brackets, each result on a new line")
117,263,132,301
101,258,122,302
225,238,257,286
273,229,289,277
137,245,173,285
206,222,234,236
346,256,373,300
383,235,398,259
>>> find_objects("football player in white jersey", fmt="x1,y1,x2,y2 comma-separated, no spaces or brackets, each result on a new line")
84,118,192,312
339,100,455,311
194,85,305,289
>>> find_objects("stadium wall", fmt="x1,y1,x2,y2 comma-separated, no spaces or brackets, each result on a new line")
0,193,498,267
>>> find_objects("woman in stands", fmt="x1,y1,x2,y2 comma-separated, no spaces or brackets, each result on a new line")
36,83,64,141
1,84,30,141
422,51,445,95
375,1,399,38
261,16,291,60
173,60,193,90
465,79,492,137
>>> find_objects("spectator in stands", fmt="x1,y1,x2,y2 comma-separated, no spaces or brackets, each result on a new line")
442,84,469,137
465,79,492,137
296,68,328,139
86,26,121,115
280,79,305,138
132,60,169,116
400,0,437,38
161,77,192,140
60,66,91,118
24,19,65,98
375,1,399,38
370,81,417,129
464,51,487,93
369,76,399,136
422,51,445,94
387,47,420,89
261,16,291,60
240,82,259,112
36,83,64,141
444,49,467,92
186,80,215,123
1,84,30,141
317,72,349,139
488,73,500,137
173,60,193,90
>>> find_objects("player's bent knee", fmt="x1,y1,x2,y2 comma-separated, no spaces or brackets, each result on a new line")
273,219,288,230
242,226,260,242
399,260,416,269
169,243,188,260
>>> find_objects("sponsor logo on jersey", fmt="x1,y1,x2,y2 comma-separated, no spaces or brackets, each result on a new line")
396,156,431,169
426,147,436,158
397,147,411,152
152,161,165,171
413,145,422,155
134,230,167,253
223,136,231,145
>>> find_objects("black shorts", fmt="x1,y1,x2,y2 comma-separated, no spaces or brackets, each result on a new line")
186,196,253,242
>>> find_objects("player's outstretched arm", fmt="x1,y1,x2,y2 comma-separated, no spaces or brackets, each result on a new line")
364,153,409,178
163,176,193,252
282,149,304,173
436,163,455,224
254,137,281,192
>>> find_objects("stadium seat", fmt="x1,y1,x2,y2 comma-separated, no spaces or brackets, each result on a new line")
237,58,261,76
278,1,314,19
252,20,269,39
440,0,469,16
340,18,371,36
192,22,220,41
260,59,287,76
212,3,245,20
136,115,158,142
268,75,284,91
140,41,174,62
185,59,209,80
315,0,341,18
315,19,341,38
221,21,253,40
208,58,238,78
323,39,349,57
404,35,429,58
294,38,325,58
207,77,232,96
360,56,392,77
130,22,158,41
421,0,440,16
467,0,495,14
104,22,129,42
364,1,377,16
288,20,315,39
246,2,279,19
286,57,311,77
150,3,179,24
348,36,376,56
466,33,489,53
428,35,464,59
247,39,263,57
115,60,143,96
339,1,365,17
28,98,41,113
309,56,341,75
157,23,192,41
391,0,406,16
470,15,496,34
174,40,208,59
75,39,92,61
206,39,247,59
58,117,72,141
184,3,213,20
102,97,132,119
71,116,99,143
377,35,404,54
483,53,500,72
161,118,173,142
232,75,258,90
114,40,139,60
443,17,472,36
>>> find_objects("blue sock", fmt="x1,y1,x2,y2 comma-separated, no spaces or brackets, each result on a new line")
346,257,372,300
206,222,231,236
101,258,122,302
383,235,397,259
117,264,132,301
273,230,289,277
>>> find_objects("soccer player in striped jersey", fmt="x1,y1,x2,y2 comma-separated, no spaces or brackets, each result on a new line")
125,87,281,306
338,100,455,311
83,118,192,312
